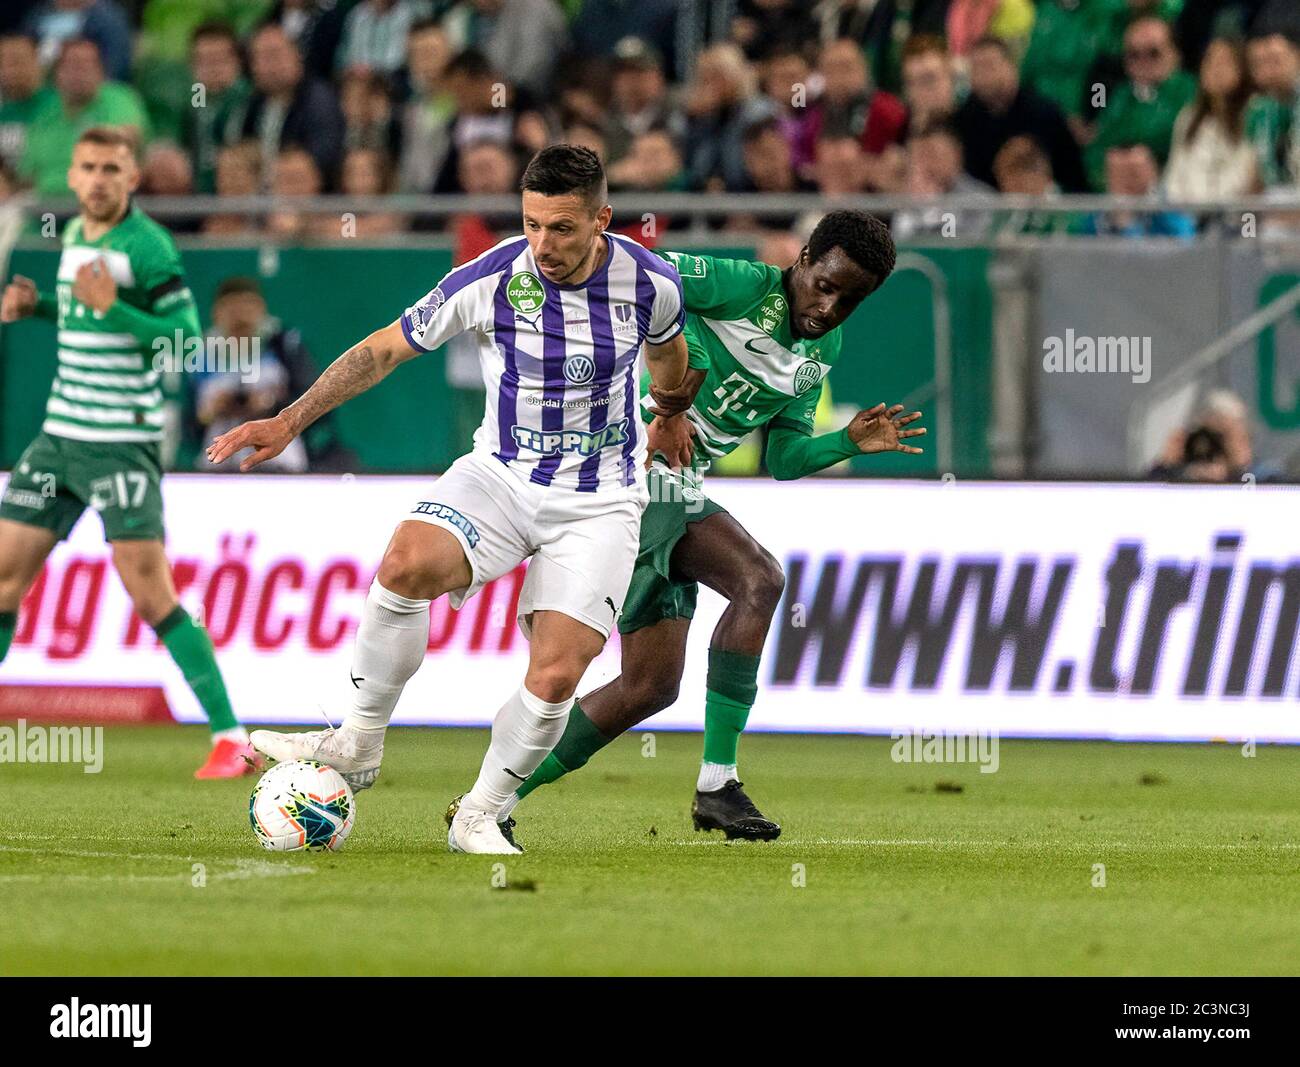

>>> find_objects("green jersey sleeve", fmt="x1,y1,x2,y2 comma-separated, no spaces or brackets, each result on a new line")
654,251,780,320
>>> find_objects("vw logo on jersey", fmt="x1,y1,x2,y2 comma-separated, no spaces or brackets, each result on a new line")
793,359,824,395
507,272,546,314
564,353,596,385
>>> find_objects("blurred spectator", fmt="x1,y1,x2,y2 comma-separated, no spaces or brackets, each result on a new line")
196,277,311,473
811,133,871,195
435,48,541,192
321,145,405,238
1021,0,1115,126
0,33,54,172
1244,30,1300,189
892,121,997,241
991,135,1076,235
955,35,1088,192
562,121,606,162
569,0,678,75
182,21,251,195
900,34,958,136
243,23,345,189
451,139,518,260
1165,37,1256,201
139,140,201,232
843,0,951,95
798,38,906,188
682,42,775,190
1086,16,1198,189
266,144,324,239
139,140,192,194
19,37,149,196
1081,143,1196,237
23,0,132,81
337,0,418,78
731,0,818,61
607,128,685,192
396,18,455,194
439,0,568,98
1149,390,1275,482
759,43,816,175
724,117,814,232
604,37,682,167
340,68,398,154
203,140,261,237
262,0,353,82
944,0,1036,66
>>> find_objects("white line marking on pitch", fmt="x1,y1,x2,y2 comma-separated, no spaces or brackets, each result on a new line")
0,844,316,883
672,838,1300,849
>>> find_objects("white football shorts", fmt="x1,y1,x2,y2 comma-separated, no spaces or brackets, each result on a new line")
403,450,648,639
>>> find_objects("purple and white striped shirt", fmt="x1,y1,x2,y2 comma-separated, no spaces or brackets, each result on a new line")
401,233,685,492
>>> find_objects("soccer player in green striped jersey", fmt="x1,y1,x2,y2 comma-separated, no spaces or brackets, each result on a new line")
495,210,925,842
0,126,254,779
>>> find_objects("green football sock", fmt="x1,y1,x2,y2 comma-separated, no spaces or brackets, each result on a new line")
0,611,16,663
154,605,238,733
515,700,611,800
702,647,761,766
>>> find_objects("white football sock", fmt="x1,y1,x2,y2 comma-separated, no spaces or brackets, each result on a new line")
341,579,430,731
211,726,248,745
462,685,571,817
498,791,521,820
697,761,738,793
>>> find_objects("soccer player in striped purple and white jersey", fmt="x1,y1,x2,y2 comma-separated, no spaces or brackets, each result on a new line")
208,145,692,853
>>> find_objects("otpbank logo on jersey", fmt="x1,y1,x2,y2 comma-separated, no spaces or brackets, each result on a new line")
512,420,630,456
506,272,545,314
411,501,480,547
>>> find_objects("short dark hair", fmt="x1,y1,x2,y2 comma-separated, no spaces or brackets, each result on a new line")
191,20,239,51
970,34,1012,60
520,144,606,205
76,125,140,160
215,276,263,302
445,48,494,80
807,210,896,285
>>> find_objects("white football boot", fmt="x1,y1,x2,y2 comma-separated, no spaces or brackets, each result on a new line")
250,725,384,791
448,804,522,854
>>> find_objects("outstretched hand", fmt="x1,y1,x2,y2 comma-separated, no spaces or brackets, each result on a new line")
206,415,295,472
847,403,926,455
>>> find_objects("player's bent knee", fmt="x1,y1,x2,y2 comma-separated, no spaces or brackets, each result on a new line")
525,664,583,704
378,522,469,600
739,553,785,615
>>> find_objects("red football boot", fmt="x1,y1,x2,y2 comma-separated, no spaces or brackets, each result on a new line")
195,738,263,779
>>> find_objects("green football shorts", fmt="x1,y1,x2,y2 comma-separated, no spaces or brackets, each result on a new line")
619,463,727,635
0,430,165,542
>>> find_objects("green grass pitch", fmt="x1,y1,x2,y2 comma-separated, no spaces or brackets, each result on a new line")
2,725,1298,976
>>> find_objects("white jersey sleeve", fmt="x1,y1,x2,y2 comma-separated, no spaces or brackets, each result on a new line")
645,263,686,346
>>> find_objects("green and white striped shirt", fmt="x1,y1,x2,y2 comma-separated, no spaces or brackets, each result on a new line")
39,204,199,444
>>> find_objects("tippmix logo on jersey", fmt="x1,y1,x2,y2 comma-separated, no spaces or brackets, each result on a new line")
506,272,546,314
794,360,824,395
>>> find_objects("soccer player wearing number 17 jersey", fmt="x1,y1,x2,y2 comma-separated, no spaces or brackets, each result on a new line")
497,210,926,841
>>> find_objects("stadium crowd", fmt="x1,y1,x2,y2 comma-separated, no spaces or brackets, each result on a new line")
0,0,1298,244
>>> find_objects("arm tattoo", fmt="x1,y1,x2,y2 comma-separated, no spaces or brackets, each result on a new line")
279,343,383,436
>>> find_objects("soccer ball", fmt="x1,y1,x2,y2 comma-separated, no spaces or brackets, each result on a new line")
249,760,355,852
